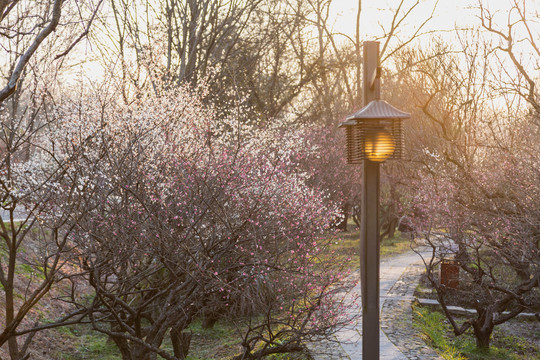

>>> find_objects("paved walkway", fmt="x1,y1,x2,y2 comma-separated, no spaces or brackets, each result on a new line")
310,248,443,359
0,207,28,222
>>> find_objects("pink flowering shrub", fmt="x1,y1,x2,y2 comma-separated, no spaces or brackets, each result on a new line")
408,123,540,349
298,125,362,231
44,82,353,359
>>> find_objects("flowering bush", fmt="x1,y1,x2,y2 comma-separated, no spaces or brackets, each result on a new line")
408,116,540,349
44,82,353,359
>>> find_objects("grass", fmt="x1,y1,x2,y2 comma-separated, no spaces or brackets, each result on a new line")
18,263,47,280
55,319,253,360
413,305,539,360
74,335,120,360
380,232,414,257
324,222,413,271
184,319,243,359
185,319,310,360
54,325,120,360
413,306,466,360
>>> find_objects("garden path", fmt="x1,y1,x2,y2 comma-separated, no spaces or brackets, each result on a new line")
310,247,442,359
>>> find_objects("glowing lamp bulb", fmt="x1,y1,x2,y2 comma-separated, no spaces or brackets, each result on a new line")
364,128,396,162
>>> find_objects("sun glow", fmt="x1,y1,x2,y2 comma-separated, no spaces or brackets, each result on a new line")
328,0,538,49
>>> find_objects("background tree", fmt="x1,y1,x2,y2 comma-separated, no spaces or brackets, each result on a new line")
0,0,103,104
0,1,103,358
88,0,440,242
0,76,94,359
396,3,540,347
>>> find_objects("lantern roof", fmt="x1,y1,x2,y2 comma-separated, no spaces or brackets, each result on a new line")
339,100,411,127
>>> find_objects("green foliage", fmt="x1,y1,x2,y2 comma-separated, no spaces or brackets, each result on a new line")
453,337,514,360
451,329,539,360
181,319,311,360
77,335,120,360
266,353,307,360
413,306,466,360
18,263,46,280
326,230,359,268
55,326,120,360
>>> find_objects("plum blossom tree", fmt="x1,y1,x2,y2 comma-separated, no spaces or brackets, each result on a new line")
0,5,105,356
300,126,362,231
397,15,540,348
0,81,94,358
0,6,107,355
45,81,354,359
411,145,540,348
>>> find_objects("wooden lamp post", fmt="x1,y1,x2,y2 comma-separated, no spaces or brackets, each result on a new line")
339,41,410,360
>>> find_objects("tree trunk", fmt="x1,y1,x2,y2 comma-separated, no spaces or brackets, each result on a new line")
515,259,530,281
131,342,157,360
201,306,220,329
201,314,218,329
379,217,398,242
6,250,19,360
171,328,192,359
337,200,352,232
387,218,397,238
473,322,493,349
110,335,133,360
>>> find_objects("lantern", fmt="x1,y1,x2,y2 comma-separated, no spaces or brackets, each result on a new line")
339,100,410,163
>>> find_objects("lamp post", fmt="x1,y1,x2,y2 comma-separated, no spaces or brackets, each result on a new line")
339,41,410,360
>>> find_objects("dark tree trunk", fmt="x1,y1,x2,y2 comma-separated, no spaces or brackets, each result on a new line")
380,217,398,240
337,200,352,231
110,334,162,360
171,328,192,359
131,342,158,360
474,327,492,349
387,217,397,238
515,260,530,281
201,307,219,329
201,316,218,329
472,315,494,350
110,335,133,360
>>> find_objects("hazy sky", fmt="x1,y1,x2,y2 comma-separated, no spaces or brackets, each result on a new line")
73,0,538,84
328,0,538,45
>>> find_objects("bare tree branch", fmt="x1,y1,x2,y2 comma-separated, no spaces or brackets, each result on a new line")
0,0,63,104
